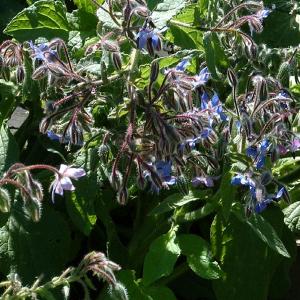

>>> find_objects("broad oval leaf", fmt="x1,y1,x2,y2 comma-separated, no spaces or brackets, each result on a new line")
283,201,300,233
151,0,188,29
177,234,223,280
143,227,181,286
149,190,208,216
4,0,70,41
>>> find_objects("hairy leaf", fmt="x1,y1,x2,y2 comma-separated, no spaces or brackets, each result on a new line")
283,201,300,233
149,190,208,215
0,126,19,176
143,227,180,286
177,234,223,279
0,206,71,284
4,0,70,41
151,0,188,29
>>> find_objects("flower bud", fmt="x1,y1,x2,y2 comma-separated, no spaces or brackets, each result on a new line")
101,40,119,53
16,65,25,83
112,52,122,70
109,170,123,191
24,198,42,222
117,187,128,205
32,65,48,80
150,61,159,83
68,121,84,146
39,117,52,134
134,6,149,18
227,68,237,88
0,188,11,213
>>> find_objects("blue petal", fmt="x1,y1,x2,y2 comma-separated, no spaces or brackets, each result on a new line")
200,128,211,139
236,120,242,131
164,176,176,185
260,139,269,152
156,161,172,178
211,93,219,107
275,187,285,199
199,67,208,76
151,34,159,49
231,174,244,185
176,59,190,72
219,111,228,121
246,146,258,157
255,201,269,213
47,130,61,142
137,30,148,49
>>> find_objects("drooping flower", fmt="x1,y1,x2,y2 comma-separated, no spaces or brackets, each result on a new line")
155,161,176,186
136,28,161,53
192,67,210,88
231,172,286,213
50,164,86,201
200,92,228,123
29,41,58,63
256,8,271,21
175,58,190,72
246,139,269,169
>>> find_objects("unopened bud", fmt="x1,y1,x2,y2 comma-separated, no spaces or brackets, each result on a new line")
150,61,159,83
0,188,11,213
134,6,149,18
16,66,25,83
227,68,237,87
112,52,122,70
101,40,119,53
32,65,47,80
117,187,128,205
109,170,123,190
24,198,42,222
39,117,52,134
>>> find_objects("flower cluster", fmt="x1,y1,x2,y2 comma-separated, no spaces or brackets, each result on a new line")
231,172,287,213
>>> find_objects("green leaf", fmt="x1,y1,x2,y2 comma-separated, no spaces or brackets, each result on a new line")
151,0,188,29
246,213,290,258
143,227,180,286
4,0,70,41
0,206,71,284
283,201,300,233
166,4,204,50
0,126,19,176
211,208,293,300
203,32,218,79
149,190,208,216
177,234,223,279
166,24,203,50
74,0,101,13
255,3,300,48
216,170,236,220
0,80,19,126
66,175,97,236
96,3,119,30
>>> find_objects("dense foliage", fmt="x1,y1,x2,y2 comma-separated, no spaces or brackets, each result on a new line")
0,0,300,299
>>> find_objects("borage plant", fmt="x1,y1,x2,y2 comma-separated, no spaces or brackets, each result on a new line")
0,0,299,299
